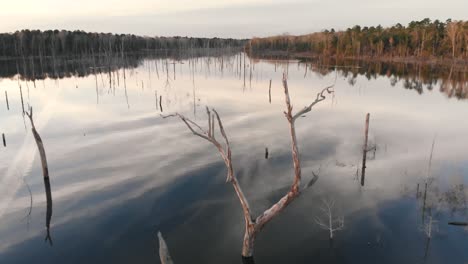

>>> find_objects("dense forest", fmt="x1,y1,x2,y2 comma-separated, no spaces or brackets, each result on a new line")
0,30,247,58
248,19,468,60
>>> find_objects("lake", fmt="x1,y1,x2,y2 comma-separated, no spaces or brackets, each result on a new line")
0,51,467,264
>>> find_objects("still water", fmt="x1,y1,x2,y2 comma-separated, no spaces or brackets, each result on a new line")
0,52,467,263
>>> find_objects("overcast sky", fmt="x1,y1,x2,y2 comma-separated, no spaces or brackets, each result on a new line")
1,0,467,38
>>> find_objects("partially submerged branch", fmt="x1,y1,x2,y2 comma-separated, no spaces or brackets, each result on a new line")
25,107,53,245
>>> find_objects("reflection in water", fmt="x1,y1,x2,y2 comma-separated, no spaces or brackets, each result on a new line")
253,56,468,101
314,198,345,240
360,113,370,186
0,51,467,264
0,49,241,81
43,177,53,245
25,107,53,245
163,74,335,263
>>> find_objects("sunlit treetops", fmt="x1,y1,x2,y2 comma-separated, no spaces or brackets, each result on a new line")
248,19,468,59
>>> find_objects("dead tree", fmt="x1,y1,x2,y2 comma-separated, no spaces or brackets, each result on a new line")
314,198,344,239
163,73,334,262
361,113,370,186
25,107,53,245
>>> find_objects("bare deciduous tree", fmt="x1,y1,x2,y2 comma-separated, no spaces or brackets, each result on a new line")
314,198,344,239
163,73,334,262
446,21,459,58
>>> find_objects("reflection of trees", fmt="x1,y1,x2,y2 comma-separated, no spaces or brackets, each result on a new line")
0,48,241,81
254,55,468,100
418,178,467,225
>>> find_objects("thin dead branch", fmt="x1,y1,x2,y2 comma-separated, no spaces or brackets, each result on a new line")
291,75,336,121
25,106,53,245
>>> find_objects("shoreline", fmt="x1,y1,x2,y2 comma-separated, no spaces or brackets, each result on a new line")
248,50,468,68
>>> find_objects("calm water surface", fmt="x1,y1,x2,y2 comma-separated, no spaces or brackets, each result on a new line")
0,52,467,263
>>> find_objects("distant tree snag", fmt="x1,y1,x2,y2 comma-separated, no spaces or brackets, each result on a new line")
25,107,53,245
163,73,334,262
4,91,9,110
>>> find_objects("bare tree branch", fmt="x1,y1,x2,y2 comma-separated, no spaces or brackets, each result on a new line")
163,72,333,259
292,78,335,121
162,111,253,232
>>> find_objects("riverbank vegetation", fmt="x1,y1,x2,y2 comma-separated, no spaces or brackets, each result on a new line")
247,19,468,62
0,30,247,59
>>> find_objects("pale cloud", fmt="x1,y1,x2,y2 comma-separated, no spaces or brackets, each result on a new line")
0,0,466,37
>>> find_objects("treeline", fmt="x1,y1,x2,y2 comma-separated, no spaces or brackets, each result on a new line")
0,48,240,81
0,29,247,58
248,19,468,60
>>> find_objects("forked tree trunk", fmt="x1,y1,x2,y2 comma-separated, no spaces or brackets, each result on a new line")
163,73,335,261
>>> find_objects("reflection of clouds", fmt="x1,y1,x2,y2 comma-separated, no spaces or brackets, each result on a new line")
0,55,467,260
0,85,60,219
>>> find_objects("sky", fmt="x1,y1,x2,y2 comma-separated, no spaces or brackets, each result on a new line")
1,0,467,38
